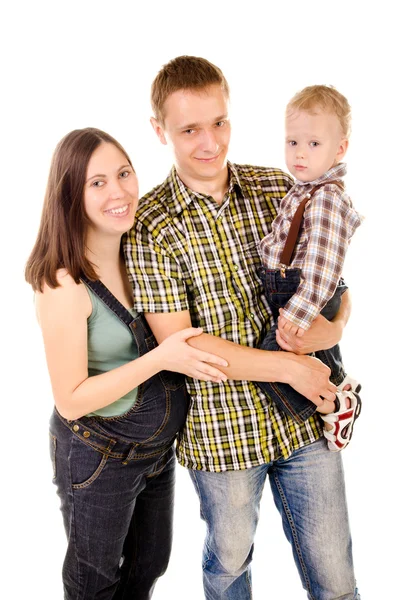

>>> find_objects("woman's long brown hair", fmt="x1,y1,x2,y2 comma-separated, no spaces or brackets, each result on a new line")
25,128,132,292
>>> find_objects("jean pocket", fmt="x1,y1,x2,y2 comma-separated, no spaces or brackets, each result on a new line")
70,436,109,490
49,432,57,480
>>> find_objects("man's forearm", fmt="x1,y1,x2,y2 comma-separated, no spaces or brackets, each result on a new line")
187,332,294,383
145,310,336,405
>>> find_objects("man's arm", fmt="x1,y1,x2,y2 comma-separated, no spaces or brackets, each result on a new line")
276,289,351,354
145,311,337,407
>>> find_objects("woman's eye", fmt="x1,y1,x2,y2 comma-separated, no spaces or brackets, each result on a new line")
92,180,105,188
119,170,130,178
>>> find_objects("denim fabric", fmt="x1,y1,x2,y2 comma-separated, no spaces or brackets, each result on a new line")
49,281,188,599
190,438,360,600
256,267,348,423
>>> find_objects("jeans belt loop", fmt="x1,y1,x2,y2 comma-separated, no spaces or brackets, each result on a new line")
122,443,139,465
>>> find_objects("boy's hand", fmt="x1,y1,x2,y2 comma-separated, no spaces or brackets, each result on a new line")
278,314,305,338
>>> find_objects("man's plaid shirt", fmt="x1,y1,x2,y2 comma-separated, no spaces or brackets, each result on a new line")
124,163,322,472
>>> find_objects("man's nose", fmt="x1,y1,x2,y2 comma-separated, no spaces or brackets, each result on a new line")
200,129,219,153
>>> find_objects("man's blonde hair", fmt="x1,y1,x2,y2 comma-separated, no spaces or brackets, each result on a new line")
151,55,229,125
286,85,351,137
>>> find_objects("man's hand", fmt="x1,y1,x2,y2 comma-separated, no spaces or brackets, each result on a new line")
277,311,341,354
276,290,351,355
285,353,337,407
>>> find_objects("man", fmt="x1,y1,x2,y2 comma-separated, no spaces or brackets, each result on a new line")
124,56,360,599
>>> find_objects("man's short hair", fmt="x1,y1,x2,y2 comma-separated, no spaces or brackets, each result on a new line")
151,55,229,125
286,85,351,137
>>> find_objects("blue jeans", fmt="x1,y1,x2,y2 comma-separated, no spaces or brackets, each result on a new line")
49,281,189,600
257,268,348,423
189,438,360,600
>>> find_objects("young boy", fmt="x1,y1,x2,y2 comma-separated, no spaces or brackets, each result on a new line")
257,84,363,451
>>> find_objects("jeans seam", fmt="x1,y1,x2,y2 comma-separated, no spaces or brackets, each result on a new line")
190,472,211,567
72,452,109,490
272,471,315,600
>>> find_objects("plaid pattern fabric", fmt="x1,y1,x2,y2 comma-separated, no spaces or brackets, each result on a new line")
124,163,322,472
260,163,363,331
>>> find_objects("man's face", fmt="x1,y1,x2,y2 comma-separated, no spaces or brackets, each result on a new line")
285,108,348,182
151,84,231,188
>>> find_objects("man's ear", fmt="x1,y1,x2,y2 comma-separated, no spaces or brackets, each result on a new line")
150,117,167,145
336,138,349,162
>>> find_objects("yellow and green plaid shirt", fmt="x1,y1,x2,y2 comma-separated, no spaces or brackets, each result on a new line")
124,162,322,472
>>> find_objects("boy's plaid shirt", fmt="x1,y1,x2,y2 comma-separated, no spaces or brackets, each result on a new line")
124,163,322,472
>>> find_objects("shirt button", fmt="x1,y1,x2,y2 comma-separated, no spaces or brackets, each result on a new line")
73,425,79,432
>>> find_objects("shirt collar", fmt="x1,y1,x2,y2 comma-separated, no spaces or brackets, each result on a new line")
294,162,347,188
164,162,244,217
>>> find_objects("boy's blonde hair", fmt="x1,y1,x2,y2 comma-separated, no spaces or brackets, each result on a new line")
151,55,229,125
286,85,351,138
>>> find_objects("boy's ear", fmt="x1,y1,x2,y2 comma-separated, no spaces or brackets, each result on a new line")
336,138,349,162
150,117,167,145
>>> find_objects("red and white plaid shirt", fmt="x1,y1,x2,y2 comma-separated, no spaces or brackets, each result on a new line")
259,163,363,330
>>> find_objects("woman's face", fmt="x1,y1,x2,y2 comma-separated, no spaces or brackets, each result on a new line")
84,142,139,237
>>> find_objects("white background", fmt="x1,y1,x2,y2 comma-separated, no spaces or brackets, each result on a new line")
2,1,398,598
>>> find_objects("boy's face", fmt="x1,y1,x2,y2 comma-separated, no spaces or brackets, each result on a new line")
285,108,348,182
151,84,231,188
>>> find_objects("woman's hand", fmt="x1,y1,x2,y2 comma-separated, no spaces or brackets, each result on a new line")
156,328,229,383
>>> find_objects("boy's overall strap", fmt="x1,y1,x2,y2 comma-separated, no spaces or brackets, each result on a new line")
280,180,344,268
80,274,135,331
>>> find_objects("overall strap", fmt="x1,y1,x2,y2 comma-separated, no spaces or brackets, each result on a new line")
280,180,344,268
81,274,135,332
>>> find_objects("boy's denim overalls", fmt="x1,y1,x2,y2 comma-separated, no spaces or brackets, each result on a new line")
256,267,347,424
49,278,188,600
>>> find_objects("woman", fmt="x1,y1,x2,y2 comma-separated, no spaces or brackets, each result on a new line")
25,128,228,599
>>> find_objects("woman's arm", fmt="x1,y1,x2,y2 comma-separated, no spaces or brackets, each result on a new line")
36,273,228,421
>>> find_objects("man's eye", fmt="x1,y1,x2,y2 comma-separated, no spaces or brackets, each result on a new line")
216,121,225,127
184,129,195,135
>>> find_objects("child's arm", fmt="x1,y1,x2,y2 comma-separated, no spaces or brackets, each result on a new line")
277,289,352,354
278,314,306,337
279,186,362,333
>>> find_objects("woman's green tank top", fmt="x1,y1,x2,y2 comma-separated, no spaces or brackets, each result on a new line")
84,284,139,417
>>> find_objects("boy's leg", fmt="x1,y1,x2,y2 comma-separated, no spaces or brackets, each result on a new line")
189,464,270,600
316,282,349,386
256,268,316,423
269,437,360,599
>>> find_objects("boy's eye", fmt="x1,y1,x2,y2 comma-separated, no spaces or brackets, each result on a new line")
310,141,319,147
288,140,297,146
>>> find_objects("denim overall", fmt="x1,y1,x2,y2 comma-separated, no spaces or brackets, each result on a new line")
49,277,188,600
256,181,348,424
